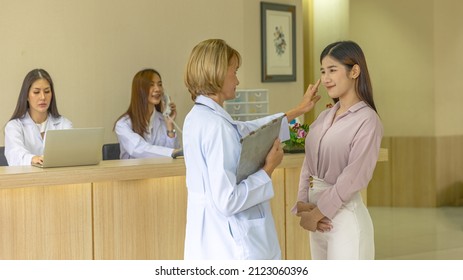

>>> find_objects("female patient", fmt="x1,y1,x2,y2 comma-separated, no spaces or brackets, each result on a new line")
294,41,383,260
4,69,73,166
114,69,179,159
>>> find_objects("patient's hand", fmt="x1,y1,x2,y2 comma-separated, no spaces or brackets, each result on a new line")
296,201,316,216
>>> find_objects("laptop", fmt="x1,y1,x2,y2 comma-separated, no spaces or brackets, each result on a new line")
33,127,104,168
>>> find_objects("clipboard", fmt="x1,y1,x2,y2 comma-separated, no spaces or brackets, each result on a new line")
236,115,285,183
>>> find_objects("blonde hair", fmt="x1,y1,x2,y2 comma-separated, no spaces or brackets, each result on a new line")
184,39,241,100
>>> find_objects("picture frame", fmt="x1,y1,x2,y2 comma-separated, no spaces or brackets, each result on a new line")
261,2,296,82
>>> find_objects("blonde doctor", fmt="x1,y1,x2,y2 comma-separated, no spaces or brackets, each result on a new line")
114,68,180,159
4,69,72,166
182,39,321,260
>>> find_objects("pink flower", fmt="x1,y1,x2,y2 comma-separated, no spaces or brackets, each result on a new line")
297,129,307,138
284,121,309,150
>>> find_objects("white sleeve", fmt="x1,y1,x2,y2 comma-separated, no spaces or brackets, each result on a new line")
4,121,35,166
235,113,287,139
115,118,173,158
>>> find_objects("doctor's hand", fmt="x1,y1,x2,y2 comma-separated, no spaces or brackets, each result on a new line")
300,79,322,113
285,79,321,122
263,138,283,177
31,155,43,165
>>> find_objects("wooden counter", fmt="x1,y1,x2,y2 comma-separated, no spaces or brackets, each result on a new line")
0,149,388,260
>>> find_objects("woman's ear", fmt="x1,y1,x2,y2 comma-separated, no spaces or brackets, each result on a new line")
351,64,361,79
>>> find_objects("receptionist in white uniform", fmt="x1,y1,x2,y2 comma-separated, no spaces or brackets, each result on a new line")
114,69,180,159
182,39,321,260
4,69,73,166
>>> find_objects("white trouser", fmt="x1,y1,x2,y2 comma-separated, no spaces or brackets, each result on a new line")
308,176,374,260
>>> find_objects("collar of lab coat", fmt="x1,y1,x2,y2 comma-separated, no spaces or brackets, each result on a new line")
145,110,164,137
195,95,236,125
194,95,286,139
148,109,164,124
21,111,63,129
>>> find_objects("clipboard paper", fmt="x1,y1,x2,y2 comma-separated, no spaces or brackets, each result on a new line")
236,116,284,183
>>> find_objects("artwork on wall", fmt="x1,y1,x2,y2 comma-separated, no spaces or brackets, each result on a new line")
261,2,296,82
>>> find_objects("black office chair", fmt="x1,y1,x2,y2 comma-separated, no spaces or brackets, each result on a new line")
102,143,121,160
0,146,8,166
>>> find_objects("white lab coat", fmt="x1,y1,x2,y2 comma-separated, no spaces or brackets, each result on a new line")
183,95,288,260
4,112,73,166
115,110,178,159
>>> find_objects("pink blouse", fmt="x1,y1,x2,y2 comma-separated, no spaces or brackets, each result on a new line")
294,101,383,219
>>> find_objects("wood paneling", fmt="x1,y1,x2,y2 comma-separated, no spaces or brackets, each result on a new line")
436,135,463,206
92,177,188,260
284,166,311,260
367,137,393,206
391,137,436,207
92,171,287,260
368,136,463,207
0,184,93,259
270,169,286,259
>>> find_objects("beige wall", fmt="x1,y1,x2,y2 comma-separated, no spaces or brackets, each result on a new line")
311,0,350,117
0,0,304,146
434,0,463,136
350,0,436,137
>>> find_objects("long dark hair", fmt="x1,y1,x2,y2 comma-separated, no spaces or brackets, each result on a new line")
320,41,377,113
114,69,162,136
10,69,61,120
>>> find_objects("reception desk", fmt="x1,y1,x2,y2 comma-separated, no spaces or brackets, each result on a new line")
0,149,388,260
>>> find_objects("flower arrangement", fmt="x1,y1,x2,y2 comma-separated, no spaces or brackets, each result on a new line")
283,120,309,153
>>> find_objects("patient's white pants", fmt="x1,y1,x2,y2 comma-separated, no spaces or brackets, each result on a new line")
308,176,374,260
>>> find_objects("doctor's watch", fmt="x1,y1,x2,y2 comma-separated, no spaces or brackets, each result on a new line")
167,129,176,137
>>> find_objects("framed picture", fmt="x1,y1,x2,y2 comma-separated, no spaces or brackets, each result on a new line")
261,2,296,82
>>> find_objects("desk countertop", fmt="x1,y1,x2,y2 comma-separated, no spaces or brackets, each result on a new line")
0,148,388,189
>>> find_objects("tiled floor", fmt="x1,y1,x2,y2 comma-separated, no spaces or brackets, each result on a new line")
369,206,463,260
